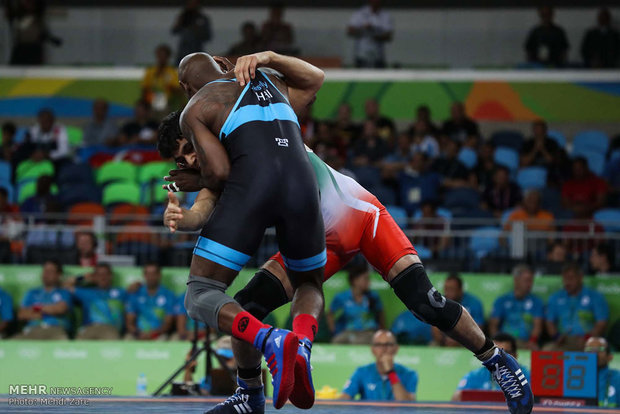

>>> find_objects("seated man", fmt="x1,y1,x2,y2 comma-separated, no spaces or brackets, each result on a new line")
584,337,620,408
15,260,71,340
504,189,554,232
327,266,385,344
173,291,207,341
66,263,126,340
0,286,14,338
391,309,431,345
432,273,484,347
453,333,530,401
545,263,609,351
489,264,544,350
125,262,175,340
340,330,417,401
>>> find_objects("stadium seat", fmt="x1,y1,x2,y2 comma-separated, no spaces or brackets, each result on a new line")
96,161,138,185
457,147,477,169
469,226,502,259
444,188,480,211
66,126,84,147
0,160,11,183
16,159,54,183
593,209,620,232
18,181,58,205
68,202,105,225
573,150,605,176
573,130,609,155
493,146,519,173
0,183,15,203
500,208,515,227
57,162,95,187
102,182,140,206
611,149,620,162
110,203,150,224
414,245,432,260
491,130,524,151
183,191,200,208
142,182,169,206
138,161,174,185
547,130,566,148
385,205,408,229
58,182,101,206
413,208,452,220
370,184,396,205
516,167,547,190
13,127,28,144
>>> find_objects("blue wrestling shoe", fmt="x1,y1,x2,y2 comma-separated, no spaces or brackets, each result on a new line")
254,327,298,409
289,338,315,409
204,380,265,414
483,348,534,414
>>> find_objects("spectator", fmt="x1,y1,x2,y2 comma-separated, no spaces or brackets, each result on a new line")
20,175,61,217
398,152,442,215
333,103,360,153
325,154,356,180
1,121,18,162
65,263,126,340
171,0,211,64
547,241,567,263
589,243,617,275
481,165,522,218
584,337,620,408
442,102,480,144
173,292,206,341
0,187,18,263
0,286,14,338
473,142,496,191
489,264,544,349
82,99,118,147
117,100,158,146
347,0,393,68
351,120,389,167
452,333,530,401
328,266,385,344
227,21,261,56
535,240,569,274
410,121,440,160
364,99,395,142
408,105,439,137
125,263,175,340
5,0,61,65
340,330,417,401
545,263,609,351
562,157,608,219
432,273,484,347
520,120,567,180
15,260,71,339
74,231,97,267
430,139,471,189
504,190,554,232
28,108,69,160
0,187,18,214
581,8,620,68
391,310,431,345
260,2,296,55
524,6,569,67
382,132,411,182
141,44,181,115
412,200,450,258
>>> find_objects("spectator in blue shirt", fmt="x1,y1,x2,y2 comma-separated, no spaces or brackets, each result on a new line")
391,310,431,345
66,263,127,340
15,260,71,339
489,264,544,350
545,262,609,351
585,337,620,408
173,292,207,341
452,333,530,401
125,263,175,340
328,266,385,344
0,287,14,338
340,330,417,401
432,273,484,347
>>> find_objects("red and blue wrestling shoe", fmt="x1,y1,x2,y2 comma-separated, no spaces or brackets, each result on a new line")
289,338,315,409
254,327,298,409
483,348,534,414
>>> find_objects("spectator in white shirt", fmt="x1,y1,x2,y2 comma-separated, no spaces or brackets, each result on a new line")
347,0,393,68
29,108,69,160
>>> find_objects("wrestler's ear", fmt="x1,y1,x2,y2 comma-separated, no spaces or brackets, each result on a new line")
214,56,235,72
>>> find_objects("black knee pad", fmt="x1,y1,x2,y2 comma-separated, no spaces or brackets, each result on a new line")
233,268,289,321
389,263,462,332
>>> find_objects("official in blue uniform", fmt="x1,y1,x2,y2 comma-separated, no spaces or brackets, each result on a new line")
585,337,620,408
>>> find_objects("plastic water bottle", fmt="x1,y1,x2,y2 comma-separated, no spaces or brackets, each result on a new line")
136,373,148,396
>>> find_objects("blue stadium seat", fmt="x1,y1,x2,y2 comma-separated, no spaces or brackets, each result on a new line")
444,188,480,211
57,162,95,186
573,130,610,155
413,208,452,220
457,147,478,169
183,191,200,208
0,183,15,203
414,245,432,260
0,160,11,183
573,149,605,176
494,146,519,173
349,166,381,190
611,149,620,162
58,182,101,206
491,130,524,151
516,167,548,190
385,205,408,229
14,127,28,144
500,208,515,227
547,130,567,148
593,209,620,232
469,226,502,259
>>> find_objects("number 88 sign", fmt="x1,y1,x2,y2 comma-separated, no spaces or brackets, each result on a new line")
531,351,597,403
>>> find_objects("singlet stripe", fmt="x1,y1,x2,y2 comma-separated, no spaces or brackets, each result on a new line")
220,102,300,139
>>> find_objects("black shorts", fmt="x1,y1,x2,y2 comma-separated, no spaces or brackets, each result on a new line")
193,121,326,273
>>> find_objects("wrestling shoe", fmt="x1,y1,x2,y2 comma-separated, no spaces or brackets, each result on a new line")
289,338,315,409
254,327,298,409
204,380,265,414
483,348,534,414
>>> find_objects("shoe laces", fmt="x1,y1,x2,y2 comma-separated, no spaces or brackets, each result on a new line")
223,388,250,406
493,363,523,400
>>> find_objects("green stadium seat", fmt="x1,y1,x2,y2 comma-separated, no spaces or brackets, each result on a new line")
138,161,174,185
96,161,137,185
142,181,169,205
102,182,141,206
16,160,55,183
66,126,84,147
18,181,58,204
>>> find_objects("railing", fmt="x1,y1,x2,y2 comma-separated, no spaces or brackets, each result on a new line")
1,212,619,272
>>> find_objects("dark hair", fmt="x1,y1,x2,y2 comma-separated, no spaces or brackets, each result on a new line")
157,110,183,159
45,259,63,274
561,262,583,276
446,272,463,290
155,43,172,57
347,265,368,285
493,332,517,354
95,262,112,273
1,122,16,135
38,107,54,117
0,187,7,198
494,164,510,175
594,243,614,266
144,261,161,272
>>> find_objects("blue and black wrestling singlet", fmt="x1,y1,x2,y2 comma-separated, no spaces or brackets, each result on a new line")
194,70,326,273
